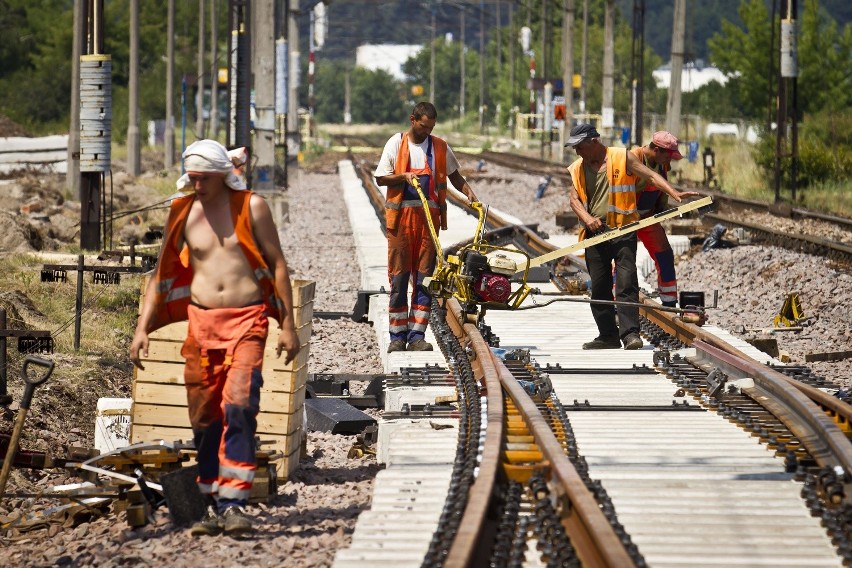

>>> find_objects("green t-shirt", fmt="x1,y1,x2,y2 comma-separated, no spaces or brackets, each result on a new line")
583,162,610,220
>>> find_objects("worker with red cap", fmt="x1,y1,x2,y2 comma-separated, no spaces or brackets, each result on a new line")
375,102,478,353
631,131,684,307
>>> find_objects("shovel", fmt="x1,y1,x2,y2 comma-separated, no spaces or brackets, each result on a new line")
0,356,54,500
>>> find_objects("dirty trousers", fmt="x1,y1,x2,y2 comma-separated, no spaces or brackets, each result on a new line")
637,223,678,306
182,303,267,509
584,233,640,341
387,207,439,343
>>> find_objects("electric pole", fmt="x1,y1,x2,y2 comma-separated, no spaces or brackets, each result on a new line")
127,0,140,176
775,0,798,203
165,0,175,168
479,0,485,133
197,0,206,139
630,0,646,147
227,0,251,163
541,0,549,81
79,0,110,251
602,0,614,134
287,0,300,156
68,0,83,199
509,1,515,107
253,0,275,190
580,0,588,114
210,0,220,139
430,1,436,104
460,7,465,122
562,0,575,147
665,0,685,137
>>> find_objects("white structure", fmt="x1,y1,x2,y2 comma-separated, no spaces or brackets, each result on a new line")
355,44,422,80
652,61,731,93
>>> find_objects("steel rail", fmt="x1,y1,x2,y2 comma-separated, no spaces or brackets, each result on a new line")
689,340,852,478
641,302,852,445
705,211,852,261
442,298,504,568
442,297,635,567
492,349,635,568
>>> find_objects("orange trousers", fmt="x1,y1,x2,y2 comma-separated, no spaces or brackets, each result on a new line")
181,302,267,509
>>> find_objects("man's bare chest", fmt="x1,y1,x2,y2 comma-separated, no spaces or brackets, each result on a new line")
183,206,242,260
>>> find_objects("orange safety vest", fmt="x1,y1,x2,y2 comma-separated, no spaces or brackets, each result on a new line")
385,133,448,231
567,146,639,240
146,190,284,333
630,146,669,218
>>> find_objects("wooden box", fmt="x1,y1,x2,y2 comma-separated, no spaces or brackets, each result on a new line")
131,279,315,479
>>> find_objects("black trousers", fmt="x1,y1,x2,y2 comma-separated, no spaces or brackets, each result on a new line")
584,233,640,341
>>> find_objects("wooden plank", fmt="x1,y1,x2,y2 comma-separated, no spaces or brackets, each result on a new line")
133,382,306,414
805,350,852,363
135,361,308,393
132,403,303,436
143,322,311,362
141,278,315,308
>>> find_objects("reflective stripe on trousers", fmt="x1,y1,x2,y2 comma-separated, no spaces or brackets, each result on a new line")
387,207,438,342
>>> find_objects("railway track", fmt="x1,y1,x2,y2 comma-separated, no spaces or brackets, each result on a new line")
332,159,851,567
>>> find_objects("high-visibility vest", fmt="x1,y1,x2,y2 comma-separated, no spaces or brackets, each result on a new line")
146,190,283,333
385,133,448,231
567,146,638,240
630,146,669,218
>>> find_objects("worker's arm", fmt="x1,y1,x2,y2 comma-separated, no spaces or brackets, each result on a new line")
568,181,603,234
626,151,700,203
375,172,418,186
130,208,183,370
250,194,299,365
449,170,478,203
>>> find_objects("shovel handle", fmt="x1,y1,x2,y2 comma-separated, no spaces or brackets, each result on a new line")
20,356,53,409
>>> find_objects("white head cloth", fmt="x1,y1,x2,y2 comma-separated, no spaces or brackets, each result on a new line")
175,139,247,191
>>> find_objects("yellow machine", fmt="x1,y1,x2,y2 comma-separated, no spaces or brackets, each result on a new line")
410,177,713,321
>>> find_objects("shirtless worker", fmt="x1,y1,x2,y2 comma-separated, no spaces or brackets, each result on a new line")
130,139,299,536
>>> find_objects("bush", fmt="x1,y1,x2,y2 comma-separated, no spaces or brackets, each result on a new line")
751,110,851,188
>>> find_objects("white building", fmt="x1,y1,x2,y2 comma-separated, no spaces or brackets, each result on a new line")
355,44,422,80
652,61,732,93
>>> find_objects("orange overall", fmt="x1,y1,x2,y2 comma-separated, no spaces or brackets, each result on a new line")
386,134,447,343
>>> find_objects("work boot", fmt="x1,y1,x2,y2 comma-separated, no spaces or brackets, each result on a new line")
190,504,222,537
623,333,643,350
387,339,407,353
582,337,621,350
222,506,253,536
407,339,434,351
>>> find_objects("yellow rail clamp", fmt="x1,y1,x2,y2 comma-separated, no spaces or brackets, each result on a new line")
774,291,804,328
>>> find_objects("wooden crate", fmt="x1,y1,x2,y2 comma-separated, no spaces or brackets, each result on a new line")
131,279,314,479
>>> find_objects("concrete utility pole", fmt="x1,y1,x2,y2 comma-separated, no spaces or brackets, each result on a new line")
430,2,436,104
496,0,502,68
509,1,515,106
665,0,685,137
127,0,140,176
196,0,206,139
227,0,251,159
479,0,485,133
541,0,549,81
210,0,220,139
165,0,175,168
580,0,588,114
562,0,575,146
630,0,646,147
79,0,110,251
459,7,465,121
68,0,83,199
253,0,275,191
344,68,352,124
602,0,614,133
287,0,300,155
775,0,799,203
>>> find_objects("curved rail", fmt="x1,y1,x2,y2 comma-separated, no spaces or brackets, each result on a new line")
442,298,636,567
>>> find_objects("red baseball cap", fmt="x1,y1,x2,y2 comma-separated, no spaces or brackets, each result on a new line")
651,131,684,160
